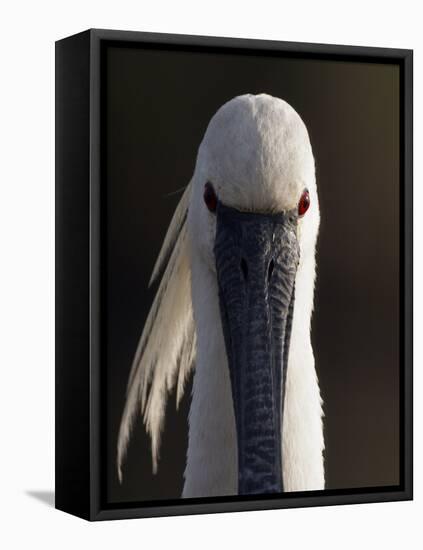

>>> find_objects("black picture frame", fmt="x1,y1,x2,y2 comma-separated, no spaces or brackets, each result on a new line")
55,28,413,521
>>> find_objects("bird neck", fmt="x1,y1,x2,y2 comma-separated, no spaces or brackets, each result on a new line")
183,246,324,497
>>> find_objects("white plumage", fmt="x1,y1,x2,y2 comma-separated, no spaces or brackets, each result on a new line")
117,93,325,496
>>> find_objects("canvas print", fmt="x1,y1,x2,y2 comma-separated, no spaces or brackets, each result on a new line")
102,42,402,506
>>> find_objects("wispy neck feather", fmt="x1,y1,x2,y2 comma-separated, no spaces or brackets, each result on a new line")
116,184,196,481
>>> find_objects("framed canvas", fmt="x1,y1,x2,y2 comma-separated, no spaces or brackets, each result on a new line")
55,29,413,521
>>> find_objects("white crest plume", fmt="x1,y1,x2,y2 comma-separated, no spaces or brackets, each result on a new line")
117,184,195,480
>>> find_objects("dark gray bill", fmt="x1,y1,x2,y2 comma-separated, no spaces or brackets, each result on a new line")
214,202,299,495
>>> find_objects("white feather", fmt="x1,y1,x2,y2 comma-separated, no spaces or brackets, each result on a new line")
148,184,191,286
117,183,195,481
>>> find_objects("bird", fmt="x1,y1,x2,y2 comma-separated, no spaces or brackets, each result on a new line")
117,93,325,498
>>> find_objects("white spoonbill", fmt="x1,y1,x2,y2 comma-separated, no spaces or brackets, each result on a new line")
117,93,325,497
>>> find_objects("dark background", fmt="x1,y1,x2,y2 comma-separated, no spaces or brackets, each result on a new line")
104,44,400,504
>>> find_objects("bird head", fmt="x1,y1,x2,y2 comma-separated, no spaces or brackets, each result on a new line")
188,94,320,494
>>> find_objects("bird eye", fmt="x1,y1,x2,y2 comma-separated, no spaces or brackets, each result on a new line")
204,182,218,213
298,189,310,217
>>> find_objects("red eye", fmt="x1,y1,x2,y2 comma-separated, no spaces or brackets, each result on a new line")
204,182,217,213
298,190,310,217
